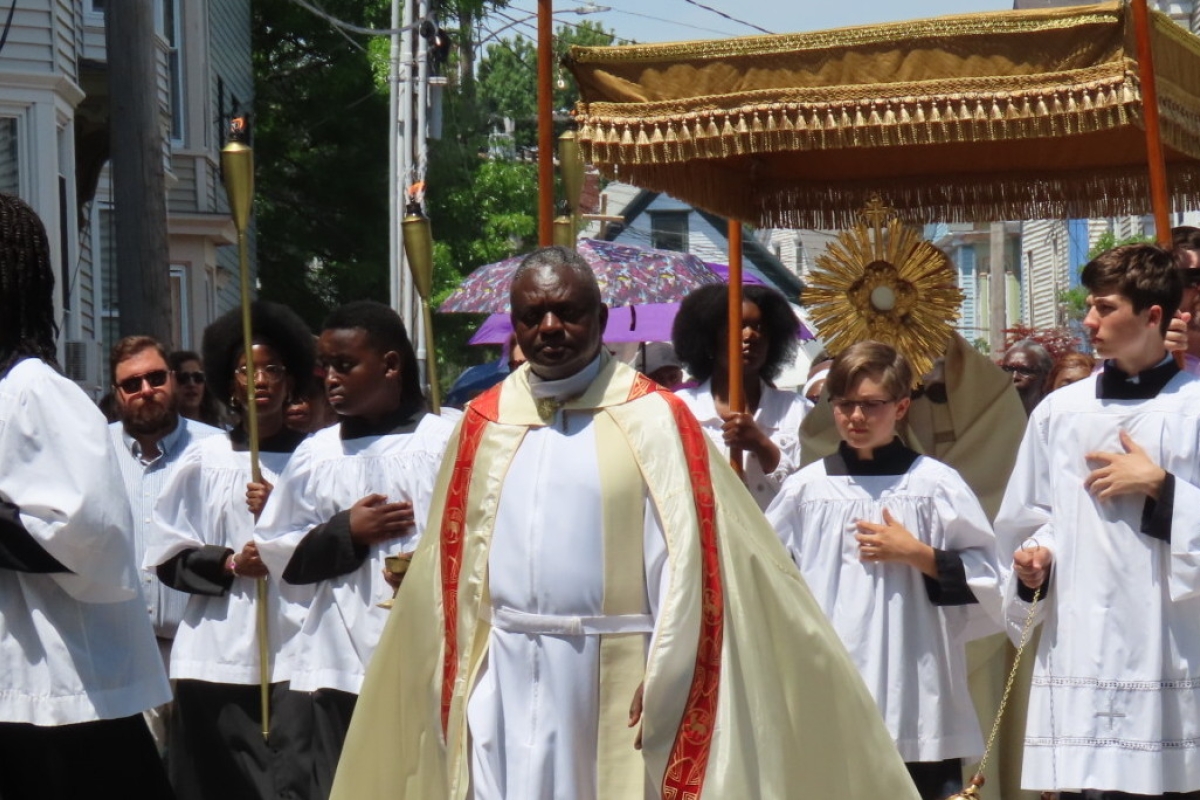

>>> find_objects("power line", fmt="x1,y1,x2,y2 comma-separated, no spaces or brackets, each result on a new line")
287,0,419,36
679,0,774,36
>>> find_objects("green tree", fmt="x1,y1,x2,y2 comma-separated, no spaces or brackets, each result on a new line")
477,20,618,150
252,0,393,327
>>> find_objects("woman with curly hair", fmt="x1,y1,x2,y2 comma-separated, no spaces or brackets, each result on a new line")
672,283,807,509
147,301,316,800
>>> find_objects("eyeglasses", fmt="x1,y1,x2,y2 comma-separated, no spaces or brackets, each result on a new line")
235,364,287,383
831,398,895,416
175,370,205,386
1000,364,1041,376
116,369,170,395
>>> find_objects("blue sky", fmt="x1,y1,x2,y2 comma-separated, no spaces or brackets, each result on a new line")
489,0,1016,46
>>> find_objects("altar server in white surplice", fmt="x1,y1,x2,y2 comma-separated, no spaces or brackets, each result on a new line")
255,300,455,797
768,341,1003,800
998,244,1200,800
0,193,172,800
147,301,318,800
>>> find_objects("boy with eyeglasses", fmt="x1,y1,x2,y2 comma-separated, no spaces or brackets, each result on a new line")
766,340,1003,800
255,300,455,796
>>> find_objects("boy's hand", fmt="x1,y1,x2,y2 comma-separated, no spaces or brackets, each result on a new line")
1084,430,1166,501
1013,544,1052,590
855,508,934,576
348,494,415,546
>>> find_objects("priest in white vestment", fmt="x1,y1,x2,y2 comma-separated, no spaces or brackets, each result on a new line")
328,247,921,800
998,244,1200,800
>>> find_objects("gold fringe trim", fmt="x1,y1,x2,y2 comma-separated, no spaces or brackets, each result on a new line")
567,3,1120,65
576,72,1154,166
592,161,1200,229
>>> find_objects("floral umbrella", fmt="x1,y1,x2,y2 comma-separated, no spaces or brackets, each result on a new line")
439,238,724,314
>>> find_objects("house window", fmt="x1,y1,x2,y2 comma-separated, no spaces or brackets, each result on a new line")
87,0,106,15
0,118,19,195
98,204,120,348
158,0,184,144
650,211,688,252
170,264,190,348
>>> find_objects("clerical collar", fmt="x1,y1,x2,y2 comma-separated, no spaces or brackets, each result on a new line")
230,425,308,454
1096,353,1179,400
339,407,424,440
826,437,920,477
527,352,603,419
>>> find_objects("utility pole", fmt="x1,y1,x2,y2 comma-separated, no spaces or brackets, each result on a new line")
989,221,1008,356
107,2,173,345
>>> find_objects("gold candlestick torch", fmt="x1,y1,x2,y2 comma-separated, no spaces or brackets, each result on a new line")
402,189,440,413
220,114,271,742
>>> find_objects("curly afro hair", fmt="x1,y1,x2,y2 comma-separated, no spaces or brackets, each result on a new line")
672,283,799,384
202,300,315,401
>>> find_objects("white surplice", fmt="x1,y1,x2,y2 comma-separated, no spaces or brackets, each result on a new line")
0,359,170,725
676,378,806,510
995,371,1200,795
146,434,311,684
465,408,669,800
255,414,455,694
766,453,1003,762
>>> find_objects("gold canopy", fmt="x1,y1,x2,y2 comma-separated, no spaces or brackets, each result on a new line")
566,2,1200,227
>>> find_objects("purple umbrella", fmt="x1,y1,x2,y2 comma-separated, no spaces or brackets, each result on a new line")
440,239,724,314
467,263,812,345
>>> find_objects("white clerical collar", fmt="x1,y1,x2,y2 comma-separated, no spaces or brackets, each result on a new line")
527,352,603,401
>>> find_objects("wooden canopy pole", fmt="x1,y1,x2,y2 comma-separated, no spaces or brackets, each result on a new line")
1130,0,1186,367
1130,0,1171,246
537,0,554,246
727,219,744,476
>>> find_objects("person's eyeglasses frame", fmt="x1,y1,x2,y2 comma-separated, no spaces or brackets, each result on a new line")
175,370,205,386
1000,364,1042,376
115,370,171,395
830,397,897,416
235,364,288,384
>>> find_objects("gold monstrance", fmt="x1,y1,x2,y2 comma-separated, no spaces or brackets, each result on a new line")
802,197,964,383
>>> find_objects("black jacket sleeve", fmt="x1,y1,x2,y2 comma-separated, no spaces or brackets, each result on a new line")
156,545,235,596
0,499,69,573
921,548,979,606
282,510,369,584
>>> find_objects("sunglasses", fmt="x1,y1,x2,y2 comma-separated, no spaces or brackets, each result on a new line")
116,369,170,395
1184,269,1200,288
175,370,205,386
1000,364,1041,376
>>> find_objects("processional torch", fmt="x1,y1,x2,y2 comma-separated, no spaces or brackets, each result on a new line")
220,115,272,742
402,187,440,413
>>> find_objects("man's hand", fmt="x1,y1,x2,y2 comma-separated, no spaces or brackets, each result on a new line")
246,479,273,520
232,541,269,578
348,494,415,546
720,412,780,472
628,681,644,750
855,508,935,577
1085,430,1166,501
1013,545,1052,590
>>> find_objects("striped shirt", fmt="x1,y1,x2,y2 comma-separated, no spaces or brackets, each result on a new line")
109,416,222,638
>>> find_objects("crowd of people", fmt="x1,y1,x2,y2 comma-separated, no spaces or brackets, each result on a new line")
3,190,1200,800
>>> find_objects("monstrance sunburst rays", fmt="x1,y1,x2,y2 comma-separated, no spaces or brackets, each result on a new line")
802,197,964,383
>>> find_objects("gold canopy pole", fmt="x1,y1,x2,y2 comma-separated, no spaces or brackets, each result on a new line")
537,0,554,245
402,199,440,413
1130,0,1185,367
727,220,744,477
220,116,271,742
554,130,584,249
